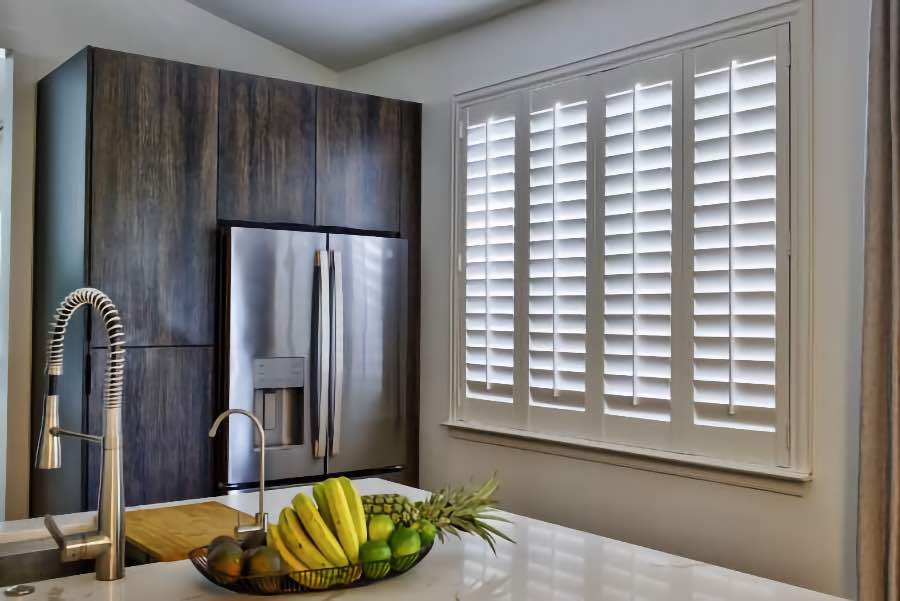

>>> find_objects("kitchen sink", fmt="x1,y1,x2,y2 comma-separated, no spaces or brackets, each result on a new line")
0,537,152,586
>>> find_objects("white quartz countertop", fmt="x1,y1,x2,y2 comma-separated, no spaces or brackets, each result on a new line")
9,478,844,600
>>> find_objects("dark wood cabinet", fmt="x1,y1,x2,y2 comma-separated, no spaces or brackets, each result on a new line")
86,346,214,507
32,48,219,514
218,71,316,225
33,46,422,514
398,100,421,483
316,88,402,232
90,50,218,347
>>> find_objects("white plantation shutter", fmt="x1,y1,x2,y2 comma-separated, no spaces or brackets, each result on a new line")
463,102,518,406
528,91,588,412
597,55,682,449
455,24,796,469
685,26,790,464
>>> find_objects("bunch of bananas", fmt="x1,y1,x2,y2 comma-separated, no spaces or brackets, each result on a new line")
267,476,368,587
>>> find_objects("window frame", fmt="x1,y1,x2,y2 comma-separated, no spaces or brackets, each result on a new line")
448,1,812,481
0,48,12,519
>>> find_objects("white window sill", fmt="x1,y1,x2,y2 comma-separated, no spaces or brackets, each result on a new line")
443,420,811,496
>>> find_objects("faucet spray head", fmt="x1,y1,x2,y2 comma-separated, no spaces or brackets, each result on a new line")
36,376,61,469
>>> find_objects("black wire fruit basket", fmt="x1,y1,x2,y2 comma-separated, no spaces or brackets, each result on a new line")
189,542,433,595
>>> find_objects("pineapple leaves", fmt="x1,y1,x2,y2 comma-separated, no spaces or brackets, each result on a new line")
415,475,513,554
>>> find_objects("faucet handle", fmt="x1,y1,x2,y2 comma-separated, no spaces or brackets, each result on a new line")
44,514,110,563
44,515,66,548
235,512,269,538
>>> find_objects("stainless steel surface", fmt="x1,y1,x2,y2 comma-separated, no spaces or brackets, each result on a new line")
209,409,269,537
253,388,301,447
4,585,35,597
326,236,407,474
0,537,152,587
34,287,126,581
0,537,89,587
253,357,304,389
50,427,102,444
35,395,60,469
315,249,330,459
225,228,326,485
329,250,344,457
224,228,409,486
44,515,110,562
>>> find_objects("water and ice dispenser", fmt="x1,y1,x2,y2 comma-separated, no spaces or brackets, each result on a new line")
251,357,305,449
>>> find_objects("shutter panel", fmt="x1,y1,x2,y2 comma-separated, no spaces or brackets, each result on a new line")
601,77,675,423
689,30,782,434
464,104,517,405
528,98,588,411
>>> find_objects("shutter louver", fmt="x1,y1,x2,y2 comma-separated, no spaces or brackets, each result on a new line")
602,80,674,422
465,114,516,403
528,100,588,410
691,56,778,432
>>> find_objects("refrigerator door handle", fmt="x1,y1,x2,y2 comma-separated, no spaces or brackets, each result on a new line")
330,250,344,457
314,250,331,459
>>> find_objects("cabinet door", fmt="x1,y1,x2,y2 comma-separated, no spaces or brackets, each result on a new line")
86,347,214,507
316,88,401,232
218,71,316,224
89,49,218,347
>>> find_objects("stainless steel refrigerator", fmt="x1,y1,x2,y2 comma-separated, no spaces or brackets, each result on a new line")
221,226,407,489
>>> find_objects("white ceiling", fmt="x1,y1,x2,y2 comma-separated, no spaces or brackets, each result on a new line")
186,0,540,71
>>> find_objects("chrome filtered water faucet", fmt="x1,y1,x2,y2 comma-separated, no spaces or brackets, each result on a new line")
35,288,126,581
209,409,268,537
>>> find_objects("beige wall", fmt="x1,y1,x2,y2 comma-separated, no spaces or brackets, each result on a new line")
0,0,336,520
337,0,868,597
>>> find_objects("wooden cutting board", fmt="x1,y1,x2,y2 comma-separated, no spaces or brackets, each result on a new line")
125,501,254,562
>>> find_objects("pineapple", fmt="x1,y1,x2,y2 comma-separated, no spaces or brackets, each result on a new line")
361,493,417,526
362,477,513,552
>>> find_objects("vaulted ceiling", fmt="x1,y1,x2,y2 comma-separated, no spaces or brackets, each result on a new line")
187,0,541,71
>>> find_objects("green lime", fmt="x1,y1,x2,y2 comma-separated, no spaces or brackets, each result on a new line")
367,514,395,542
360,540,392,563
389,527,421,572
359,540,392,580
412,519,437,547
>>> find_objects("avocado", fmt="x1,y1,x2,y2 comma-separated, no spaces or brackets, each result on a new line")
242,546,283,576
209,535,238,551
207,540,243,583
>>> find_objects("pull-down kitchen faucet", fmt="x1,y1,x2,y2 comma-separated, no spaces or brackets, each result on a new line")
35,288,126,581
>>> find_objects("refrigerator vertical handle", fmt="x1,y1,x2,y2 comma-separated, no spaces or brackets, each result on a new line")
329,250,344,457
314,250,330,459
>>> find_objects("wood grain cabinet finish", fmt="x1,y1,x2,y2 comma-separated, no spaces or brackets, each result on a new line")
89,50,218,347
218,71,316,224
316,88,402,232
398,100,421,484
86,346,214,508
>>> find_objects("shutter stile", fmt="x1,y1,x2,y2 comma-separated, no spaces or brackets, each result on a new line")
465,114,517,403
602,80,674,422
528,100,588,411
691,55,778,433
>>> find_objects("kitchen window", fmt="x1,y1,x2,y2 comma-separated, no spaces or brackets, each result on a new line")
451,20,810,477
